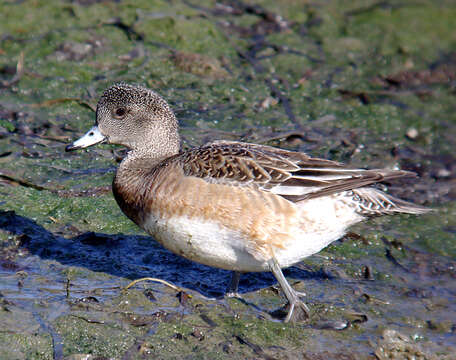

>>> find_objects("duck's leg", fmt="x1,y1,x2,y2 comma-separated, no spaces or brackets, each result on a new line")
226,271,241,297
268,258,310,322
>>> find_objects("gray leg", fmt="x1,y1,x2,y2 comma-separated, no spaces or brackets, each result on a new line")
268,258,309,322
226,271,241,297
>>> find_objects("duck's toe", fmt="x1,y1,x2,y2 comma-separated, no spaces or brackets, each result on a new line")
271,299,310,323
285,300,310,323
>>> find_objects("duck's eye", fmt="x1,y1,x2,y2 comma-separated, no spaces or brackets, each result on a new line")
114,108,126,117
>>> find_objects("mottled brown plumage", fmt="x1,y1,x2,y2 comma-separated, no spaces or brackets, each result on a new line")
179,140,424,207
66,83,429,323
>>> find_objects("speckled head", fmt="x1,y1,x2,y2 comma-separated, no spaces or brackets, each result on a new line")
66,83,180,158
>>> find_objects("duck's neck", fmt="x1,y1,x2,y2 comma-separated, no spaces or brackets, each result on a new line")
113,144,180,226
125,122,181,163
113,121,181,223
113,126,177,195
129,143,179,165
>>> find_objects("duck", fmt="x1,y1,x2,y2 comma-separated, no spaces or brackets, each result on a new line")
66,83,429,322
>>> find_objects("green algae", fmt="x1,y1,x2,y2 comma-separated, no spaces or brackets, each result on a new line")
54,315,136,358
0,333,52,360
388,203,456,258
0,186,137,235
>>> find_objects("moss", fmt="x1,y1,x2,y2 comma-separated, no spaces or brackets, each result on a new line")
0,333,52,360
0,0,455,358
54,315,136,358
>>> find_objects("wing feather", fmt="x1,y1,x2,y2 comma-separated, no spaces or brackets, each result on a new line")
179,140,416,201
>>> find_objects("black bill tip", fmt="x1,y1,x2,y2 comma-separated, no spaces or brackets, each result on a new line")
65,144,78,152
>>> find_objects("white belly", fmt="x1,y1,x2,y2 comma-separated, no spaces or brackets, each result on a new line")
143,213,266,271
142,202,362,272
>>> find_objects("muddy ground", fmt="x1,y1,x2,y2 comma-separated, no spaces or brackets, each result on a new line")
0,0,455,359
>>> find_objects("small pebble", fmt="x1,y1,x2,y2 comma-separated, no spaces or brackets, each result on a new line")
406,127,419,140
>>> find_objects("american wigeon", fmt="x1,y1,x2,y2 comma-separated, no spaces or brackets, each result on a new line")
66,83,429,322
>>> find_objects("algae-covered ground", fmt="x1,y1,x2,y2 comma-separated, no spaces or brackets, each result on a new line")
0,0,455,359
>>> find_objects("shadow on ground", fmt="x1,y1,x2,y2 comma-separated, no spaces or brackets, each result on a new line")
0,209,323,298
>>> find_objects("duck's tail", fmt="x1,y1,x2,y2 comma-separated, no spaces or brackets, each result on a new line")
349,187,431,216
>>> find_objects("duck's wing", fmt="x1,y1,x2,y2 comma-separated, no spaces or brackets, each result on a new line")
179,140,415,201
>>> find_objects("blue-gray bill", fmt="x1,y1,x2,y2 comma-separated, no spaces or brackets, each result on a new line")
65,126,106,152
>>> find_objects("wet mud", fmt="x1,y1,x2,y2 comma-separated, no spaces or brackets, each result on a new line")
0,0,455,359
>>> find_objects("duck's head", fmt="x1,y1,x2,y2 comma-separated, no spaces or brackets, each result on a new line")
66,83,179,157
